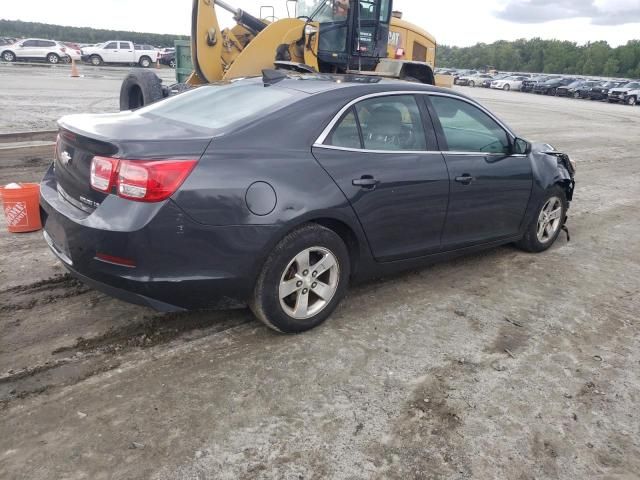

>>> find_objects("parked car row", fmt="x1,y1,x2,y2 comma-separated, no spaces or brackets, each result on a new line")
438,68,640,106
1,38,173,68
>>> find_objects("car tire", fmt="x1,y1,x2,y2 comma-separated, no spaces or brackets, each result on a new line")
516,186,568,253
47,53,60,64
139,56,152,68
627,96,637,106
169,59,176,68
503,84,510,91
250,224,350,334
90,55,103,66
549,88,557,96
119,69,164,110
2,51,16,62
469,81,475,87
573,91,581,99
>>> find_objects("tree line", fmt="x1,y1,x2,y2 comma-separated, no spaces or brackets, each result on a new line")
0,19,188,47
437,38,640,79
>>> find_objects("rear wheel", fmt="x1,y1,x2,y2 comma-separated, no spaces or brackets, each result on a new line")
90,55,103,66
119,69,163,110
516,186,567,253
250,224,350,333
1,51,15,62
169,59,176,68
47,53,60,64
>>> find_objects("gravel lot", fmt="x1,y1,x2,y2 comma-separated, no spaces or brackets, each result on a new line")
0,64,639,480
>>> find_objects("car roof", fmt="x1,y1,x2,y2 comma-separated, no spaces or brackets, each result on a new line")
248,72,454,97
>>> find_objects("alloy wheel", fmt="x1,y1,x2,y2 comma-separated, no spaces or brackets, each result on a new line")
536,197,563,244
279,247,339,320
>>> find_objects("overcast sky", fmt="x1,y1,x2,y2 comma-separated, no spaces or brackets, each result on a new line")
2,0,639,47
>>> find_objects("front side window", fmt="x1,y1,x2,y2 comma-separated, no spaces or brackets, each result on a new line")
22,40,38,47
105,42,118,49
430,96,510,154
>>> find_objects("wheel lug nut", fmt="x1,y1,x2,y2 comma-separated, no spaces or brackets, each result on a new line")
302,288,308,294
303,270,309,276
312,271,317,277
296,281,303,288
312,282,317,288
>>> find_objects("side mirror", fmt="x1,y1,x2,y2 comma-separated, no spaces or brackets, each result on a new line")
513,137,530,155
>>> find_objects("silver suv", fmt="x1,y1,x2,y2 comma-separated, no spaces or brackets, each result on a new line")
1,38,70,64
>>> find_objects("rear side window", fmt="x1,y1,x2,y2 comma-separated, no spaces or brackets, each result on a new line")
356,96,427,151
430,96,510,154
327,109,361,149
138,83,300,130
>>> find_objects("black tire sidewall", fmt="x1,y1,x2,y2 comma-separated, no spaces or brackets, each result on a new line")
2,51,15,62
119,69,163,110
251,225,350,334
47,53,59,64
519,186,568,253
91,55,102,66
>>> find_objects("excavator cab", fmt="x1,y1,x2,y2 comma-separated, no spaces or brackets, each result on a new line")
301,0,391,72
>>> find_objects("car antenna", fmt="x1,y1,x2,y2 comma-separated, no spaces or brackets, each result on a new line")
262,69,288,86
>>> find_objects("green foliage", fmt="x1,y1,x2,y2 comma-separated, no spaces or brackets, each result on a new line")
0,19,188,47
437,38,640,78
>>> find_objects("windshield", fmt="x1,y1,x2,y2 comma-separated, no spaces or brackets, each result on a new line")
138,83,301,130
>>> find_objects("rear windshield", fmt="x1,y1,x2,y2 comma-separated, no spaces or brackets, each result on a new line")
138,83,301,130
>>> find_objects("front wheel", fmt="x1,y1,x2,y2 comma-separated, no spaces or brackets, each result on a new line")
169,59,176,68
90,55,103,66
469,81,475,87
627,96,637,106
503,84,511,91
516,186,568,253
250,224,350,333
139,56,152,68
47,53,60,64
1,51,15,62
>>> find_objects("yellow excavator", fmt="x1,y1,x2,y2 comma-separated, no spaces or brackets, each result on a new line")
120,0,445,109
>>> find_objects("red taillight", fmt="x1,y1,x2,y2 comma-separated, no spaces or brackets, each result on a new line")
89,157,196,202
90,156,119,192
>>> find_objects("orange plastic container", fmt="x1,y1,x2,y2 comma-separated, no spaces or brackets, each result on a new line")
0,183,42,233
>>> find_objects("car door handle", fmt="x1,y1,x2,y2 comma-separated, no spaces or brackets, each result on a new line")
352,176,380,189
455,174,475,185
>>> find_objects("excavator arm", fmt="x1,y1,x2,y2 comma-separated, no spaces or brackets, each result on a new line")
189,0,309,84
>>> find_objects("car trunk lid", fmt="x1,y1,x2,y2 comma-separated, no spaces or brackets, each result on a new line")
55,112,212,211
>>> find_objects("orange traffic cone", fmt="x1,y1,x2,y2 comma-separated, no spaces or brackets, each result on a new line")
70,58,80,78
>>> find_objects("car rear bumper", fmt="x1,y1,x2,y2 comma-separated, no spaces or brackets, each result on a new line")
40,165,279,311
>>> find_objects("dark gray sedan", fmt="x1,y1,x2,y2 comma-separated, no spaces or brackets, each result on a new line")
41,74,576,333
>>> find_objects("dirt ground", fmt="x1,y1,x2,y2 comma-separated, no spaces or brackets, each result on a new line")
0,65,639,480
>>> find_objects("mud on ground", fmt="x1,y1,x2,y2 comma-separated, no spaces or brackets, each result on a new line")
0,77,639,479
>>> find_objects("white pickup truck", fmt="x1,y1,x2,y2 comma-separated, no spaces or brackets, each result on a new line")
81,41,158,68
